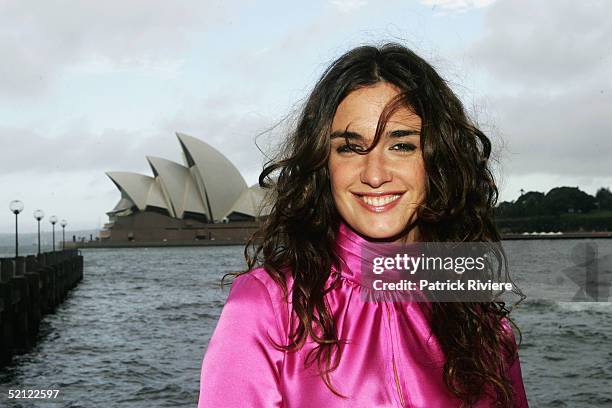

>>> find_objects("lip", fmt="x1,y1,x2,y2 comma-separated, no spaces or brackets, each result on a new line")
352,191,405,213
352,191,406,197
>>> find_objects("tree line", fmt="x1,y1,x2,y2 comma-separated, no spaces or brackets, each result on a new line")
495,187,612,218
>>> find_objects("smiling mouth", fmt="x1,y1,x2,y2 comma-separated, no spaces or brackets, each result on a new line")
353,192,404,212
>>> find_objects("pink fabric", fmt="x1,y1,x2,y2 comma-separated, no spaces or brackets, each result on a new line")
198,222,529,407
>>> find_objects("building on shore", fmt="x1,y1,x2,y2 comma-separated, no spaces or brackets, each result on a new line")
99,133,271,244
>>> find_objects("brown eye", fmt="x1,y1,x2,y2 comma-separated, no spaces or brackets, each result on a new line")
336,144,365,153
390,143,416,152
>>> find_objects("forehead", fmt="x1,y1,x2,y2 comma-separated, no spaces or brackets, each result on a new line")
331,82,421,131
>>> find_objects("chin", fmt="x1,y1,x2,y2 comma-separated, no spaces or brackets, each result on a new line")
354,220,406,241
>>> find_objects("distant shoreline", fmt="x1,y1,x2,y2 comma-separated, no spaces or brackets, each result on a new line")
60,231,612,249
2,231,611,253
502,231,612,240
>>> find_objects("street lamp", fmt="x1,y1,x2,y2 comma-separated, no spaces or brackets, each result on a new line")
34,209,45,255
49,216,58,252
60,219,67,250
9,200,24,259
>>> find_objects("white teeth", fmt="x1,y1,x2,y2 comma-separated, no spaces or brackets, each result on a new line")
361,194,401,206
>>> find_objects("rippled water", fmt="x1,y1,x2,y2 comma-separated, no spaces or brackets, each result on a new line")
0,246,243,408
0,241,611,407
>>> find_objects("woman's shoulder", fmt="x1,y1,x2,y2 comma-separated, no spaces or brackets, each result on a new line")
500,316,519,342
222,267,293,339
227,267,294,318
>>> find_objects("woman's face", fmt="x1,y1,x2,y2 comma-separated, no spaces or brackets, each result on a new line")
328,82,426,241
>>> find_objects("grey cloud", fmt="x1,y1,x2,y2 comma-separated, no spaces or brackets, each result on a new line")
492,88,612,176
464,0,612,185
470,0,612,87
329,0,368,14
0,0,228,98
0,127,177,175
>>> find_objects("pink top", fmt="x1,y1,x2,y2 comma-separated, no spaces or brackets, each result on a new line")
198,222,529,407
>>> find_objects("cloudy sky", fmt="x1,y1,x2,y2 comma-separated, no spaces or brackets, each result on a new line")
1,0,610,233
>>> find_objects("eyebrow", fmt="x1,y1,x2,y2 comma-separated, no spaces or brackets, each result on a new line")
330,129,420,140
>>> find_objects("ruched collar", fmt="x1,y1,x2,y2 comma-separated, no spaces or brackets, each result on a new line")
333,222,420,293
333,222,375,287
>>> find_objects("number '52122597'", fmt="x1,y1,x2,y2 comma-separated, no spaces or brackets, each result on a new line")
7,389,59,399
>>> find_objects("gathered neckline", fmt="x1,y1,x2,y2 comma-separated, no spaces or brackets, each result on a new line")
333,222,382,288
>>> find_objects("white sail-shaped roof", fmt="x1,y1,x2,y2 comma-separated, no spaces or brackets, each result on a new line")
147,156,208,219
176,132,247,222
225,184,272,219
106,172,170,212
148,178,169,210
109,195,135,214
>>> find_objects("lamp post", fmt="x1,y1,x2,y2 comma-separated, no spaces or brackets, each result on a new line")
60,219,67,250
34,209,45,255
50,216,58,253
9,200,24,259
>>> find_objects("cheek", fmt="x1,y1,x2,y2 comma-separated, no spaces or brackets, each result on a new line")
414,161,427,200
402,158,427,199
328,165,340,202
328,160,349,195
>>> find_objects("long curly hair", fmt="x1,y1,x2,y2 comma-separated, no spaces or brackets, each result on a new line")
232,43,523,407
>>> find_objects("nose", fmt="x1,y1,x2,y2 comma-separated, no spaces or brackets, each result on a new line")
360,149,392,188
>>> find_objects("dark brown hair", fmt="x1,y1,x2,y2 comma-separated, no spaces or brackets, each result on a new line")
231,43,523,407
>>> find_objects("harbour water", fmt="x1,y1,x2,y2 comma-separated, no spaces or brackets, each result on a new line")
0,241,611,407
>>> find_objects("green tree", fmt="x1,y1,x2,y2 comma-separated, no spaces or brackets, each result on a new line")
515,191,545,216
543,187,596,214
494,201,516,218
595,187,612,210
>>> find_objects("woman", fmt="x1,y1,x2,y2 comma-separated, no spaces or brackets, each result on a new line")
197,43,528,407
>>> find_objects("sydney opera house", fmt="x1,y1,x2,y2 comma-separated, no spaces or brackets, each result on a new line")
98,133,270,245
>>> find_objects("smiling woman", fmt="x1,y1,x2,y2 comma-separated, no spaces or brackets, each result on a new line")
329,82,426,241
197,43,528,407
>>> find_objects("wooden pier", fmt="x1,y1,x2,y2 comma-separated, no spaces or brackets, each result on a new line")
0,250,83,367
